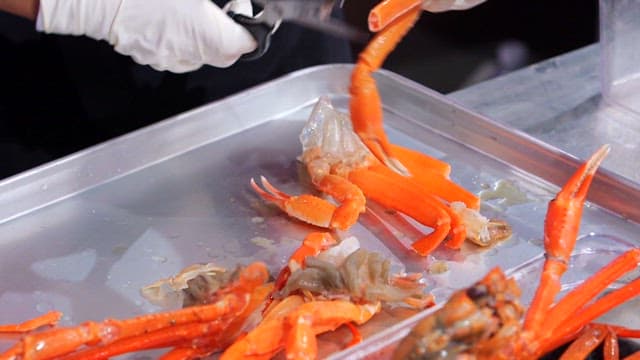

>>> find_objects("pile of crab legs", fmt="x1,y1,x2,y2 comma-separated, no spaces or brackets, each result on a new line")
392,144,640,360
1,0,640,359
0,231,433,360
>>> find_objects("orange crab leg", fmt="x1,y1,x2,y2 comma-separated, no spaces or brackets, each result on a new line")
0,346,20,360
59,322,222,360
70,280,271,360
67,289,273,360
1,322,113,359
1,262,269,360
348,167,460,255
540,319,640,359
286,313,317,360
221,295,305,360
559,276,640,344
0,311,62,333
287,232,337,268
252,176,365,231
251,176,338,228
604,329,619,360
606,325,640,339
369,162,477,233
265,233,337,313
389,144,451,178
523,145,610,335
350,7,421,176
0,296,244,360
344,322,364,347
368,0,423,31
557,324,609,360
371,161,479,211
543,249,640,334
414,174,479,210
225,282,274,338
111,298,244,339
534,274,640,357
223,297,378,360
358,164,468,249
314,174,367,230
386,146,480,209
284,301,379,360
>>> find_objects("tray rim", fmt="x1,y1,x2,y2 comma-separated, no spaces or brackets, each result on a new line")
1,63,639,225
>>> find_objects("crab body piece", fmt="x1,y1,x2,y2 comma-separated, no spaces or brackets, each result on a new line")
222,232,433,360
253,98,508,256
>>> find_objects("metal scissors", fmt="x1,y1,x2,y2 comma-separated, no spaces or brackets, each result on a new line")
228,0,369,61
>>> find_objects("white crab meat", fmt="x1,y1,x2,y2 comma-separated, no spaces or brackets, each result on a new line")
450,201,494,246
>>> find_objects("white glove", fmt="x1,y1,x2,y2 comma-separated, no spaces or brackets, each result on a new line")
422,0,487,12
36,0,258,73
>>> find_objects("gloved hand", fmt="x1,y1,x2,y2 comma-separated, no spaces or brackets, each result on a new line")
422,0,486,12
36,0,257,73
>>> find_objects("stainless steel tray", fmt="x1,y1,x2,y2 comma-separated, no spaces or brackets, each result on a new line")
1,64,639,359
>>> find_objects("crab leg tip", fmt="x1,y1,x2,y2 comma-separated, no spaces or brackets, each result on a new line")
587,144,611,173
559,145,610,200
250,177,264,192
251,177,282,204
259,177,290,198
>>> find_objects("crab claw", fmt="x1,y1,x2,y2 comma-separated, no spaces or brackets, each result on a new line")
250,176,337,229
544,144,610,262
523,144,610,335
252,174,367,231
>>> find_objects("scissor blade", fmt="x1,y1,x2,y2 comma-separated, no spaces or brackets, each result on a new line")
253,0,334,19
254,0,369,43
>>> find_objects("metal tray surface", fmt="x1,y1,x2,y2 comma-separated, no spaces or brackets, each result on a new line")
0,64,639,359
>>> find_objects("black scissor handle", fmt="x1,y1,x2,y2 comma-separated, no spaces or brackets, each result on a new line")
228,12,274,61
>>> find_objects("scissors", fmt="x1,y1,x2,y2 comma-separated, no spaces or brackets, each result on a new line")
228,0,369,61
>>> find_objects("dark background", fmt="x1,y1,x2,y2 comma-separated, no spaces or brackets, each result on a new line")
343,0,599,92
0,0,598,179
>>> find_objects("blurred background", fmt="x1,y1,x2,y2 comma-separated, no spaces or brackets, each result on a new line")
0,0,598,178
344,0,598,93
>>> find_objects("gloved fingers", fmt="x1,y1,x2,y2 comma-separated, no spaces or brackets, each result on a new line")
42,0,259,72
36,0,122,40
148,60,203,74
125,47,203,73
115,35,222,73
128,47,205,73
422,0,486,12
199,2,258,67
223,0,254,16
110,0,257,72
